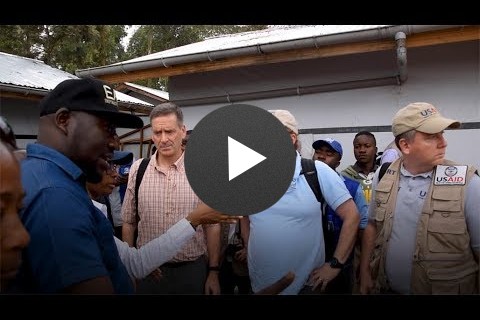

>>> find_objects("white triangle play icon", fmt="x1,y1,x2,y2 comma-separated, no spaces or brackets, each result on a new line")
228,136,266,181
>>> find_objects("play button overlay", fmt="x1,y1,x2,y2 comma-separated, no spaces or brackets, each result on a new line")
185,104,296,216
228,137,266,181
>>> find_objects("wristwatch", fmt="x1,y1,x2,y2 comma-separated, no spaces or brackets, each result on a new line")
329,257,345,269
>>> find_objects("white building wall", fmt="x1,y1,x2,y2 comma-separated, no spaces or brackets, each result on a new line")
171,41,480,171
1,98,40,149
2,41,478,170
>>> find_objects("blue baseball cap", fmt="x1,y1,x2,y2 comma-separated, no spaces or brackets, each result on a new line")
312,138,343,158
112,150,133,165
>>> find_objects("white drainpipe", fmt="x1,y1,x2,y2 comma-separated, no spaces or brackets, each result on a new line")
395,32,408,84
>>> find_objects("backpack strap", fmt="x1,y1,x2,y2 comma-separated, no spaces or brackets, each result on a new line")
378,162,392,182
300,158,324,204
133,157,150,246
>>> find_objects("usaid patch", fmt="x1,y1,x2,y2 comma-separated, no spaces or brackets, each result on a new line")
434,165,467,185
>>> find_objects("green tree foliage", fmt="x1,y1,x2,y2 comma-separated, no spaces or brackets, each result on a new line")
42,25,127,74
0,25,127,74
125,25,267,90
0,25,267,89
0,25,44,59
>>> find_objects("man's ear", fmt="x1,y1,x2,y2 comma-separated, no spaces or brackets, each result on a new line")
290,132,297,145
181,124,187,139
398,138,409,155
54,108,71,135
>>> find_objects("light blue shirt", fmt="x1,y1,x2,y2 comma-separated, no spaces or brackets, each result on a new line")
248,152,352,294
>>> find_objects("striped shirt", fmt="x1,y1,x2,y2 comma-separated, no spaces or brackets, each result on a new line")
122,152,208,262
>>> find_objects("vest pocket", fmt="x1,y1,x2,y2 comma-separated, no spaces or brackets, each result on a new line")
432,187,461,213
374,208,386,222
375,190,391,205
427,264,478,294
427,218,469,253
432,199,461,213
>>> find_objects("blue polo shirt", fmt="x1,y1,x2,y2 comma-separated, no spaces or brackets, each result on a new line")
16,143,133,294
248,152,352,294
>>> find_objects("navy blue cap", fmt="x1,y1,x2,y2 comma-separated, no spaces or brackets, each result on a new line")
112,150,133,165
312,138,343,157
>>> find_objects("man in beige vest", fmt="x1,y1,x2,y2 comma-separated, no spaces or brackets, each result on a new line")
360,102,480,294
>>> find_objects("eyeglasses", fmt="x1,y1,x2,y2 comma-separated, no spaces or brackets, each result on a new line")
105,162,118,174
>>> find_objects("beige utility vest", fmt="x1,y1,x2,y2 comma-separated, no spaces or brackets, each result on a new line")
371,159,479,294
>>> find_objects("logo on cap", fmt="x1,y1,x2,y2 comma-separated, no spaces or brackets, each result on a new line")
420,106,438,118
103,85,118,107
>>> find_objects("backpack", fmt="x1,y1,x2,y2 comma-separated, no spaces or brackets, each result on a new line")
133,157,150,247
301,158,356,260
300,158,324,204
378,162,391,181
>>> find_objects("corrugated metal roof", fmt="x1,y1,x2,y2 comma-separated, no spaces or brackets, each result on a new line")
117,25,389,65
0,51,152,107
0,51,77,90
125,82,169,100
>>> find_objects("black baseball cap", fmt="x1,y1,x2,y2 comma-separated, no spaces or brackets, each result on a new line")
39,78,144,129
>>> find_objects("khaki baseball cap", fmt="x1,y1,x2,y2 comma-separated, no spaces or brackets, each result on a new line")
392,102,460,137
269,109,299,134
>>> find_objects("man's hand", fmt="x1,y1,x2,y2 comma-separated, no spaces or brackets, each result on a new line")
187,202,241,227
115,174,129,186
359,269,374,294
149,268,163,282
204,271,221,295
255,272,295,295
308,264,341,292
234,247,247,263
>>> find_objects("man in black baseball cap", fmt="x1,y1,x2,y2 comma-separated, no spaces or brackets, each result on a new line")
11,78,145,293
39,78,143,129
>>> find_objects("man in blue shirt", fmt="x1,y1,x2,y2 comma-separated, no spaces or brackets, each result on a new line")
6,78,283,294
12,78,144,294
312,138,368,293
12,79,236,294
244,110,360,294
